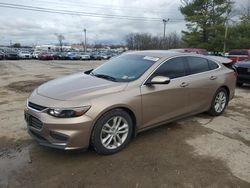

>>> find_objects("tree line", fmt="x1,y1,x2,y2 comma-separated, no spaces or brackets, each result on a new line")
125,32,184,50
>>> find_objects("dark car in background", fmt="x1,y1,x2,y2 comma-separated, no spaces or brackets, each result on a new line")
65,52,81,60
228,49,250,63
38,52,54,60
90,52,103,60
0,52,4,60
233,60,250,86
5,51,19,60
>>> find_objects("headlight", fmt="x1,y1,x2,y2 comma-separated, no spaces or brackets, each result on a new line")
47,106,91,118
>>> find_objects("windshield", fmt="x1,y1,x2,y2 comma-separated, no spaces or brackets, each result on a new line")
91,54,158,82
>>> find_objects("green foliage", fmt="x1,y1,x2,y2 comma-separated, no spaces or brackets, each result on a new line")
13,43,21,48
227,22,250,50
180,0,232,51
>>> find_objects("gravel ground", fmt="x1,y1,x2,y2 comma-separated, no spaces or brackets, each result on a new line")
0,60,250,188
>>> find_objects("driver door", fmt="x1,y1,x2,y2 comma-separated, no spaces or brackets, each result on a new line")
140,57,190,128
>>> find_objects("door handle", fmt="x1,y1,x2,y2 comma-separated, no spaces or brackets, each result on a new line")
210,76,217,80
180,82,189,87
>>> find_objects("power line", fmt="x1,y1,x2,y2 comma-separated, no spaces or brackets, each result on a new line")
0,2,160,21
32,0,176,15
0,2,184,22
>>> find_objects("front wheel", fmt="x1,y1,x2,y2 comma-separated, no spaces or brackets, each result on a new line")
91,109,133,155
208,88,229,116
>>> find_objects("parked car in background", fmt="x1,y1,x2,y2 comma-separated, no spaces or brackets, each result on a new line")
168,48,208,55
99,53,109,60
52,52,68,60
5,51,19,60
19,51,32,59
65,52,81,60
233,60,250,86
90,53,103,60
0,52,4,60
79,53,91,60
32,51,41,59
38,52,54,60
25,51,236,155
228,49,250,63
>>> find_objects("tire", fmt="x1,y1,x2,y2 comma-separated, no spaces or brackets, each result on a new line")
91,109,133,155
208,87,229,116
236,82,243,87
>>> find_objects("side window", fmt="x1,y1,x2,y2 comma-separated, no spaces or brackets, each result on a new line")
152,57,187,79
187,57,210,74
208,60,219,70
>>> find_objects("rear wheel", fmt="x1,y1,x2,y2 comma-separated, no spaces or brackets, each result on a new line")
91,109,133,155
208,88,229,116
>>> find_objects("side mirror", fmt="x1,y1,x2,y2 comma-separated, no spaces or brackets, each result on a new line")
84,69,93,75
147,76,170,85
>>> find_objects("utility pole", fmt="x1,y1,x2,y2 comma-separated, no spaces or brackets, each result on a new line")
83,28,87,52
223,23,228,55
162,18,170,40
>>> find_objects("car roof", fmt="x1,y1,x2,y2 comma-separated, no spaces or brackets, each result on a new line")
125,50,201,59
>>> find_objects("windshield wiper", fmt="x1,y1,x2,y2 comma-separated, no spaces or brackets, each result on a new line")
91,72,117,82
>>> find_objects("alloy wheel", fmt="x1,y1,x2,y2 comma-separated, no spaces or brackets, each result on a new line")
214,91,227,113
100,116,129,149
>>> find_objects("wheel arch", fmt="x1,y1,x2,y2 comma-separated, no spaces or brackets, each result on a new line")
220,85,230,98
89,105,138,146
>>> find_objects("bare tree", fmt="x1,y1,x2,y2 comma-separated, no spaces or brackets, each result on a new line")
125,32,183,50
55,33,65,52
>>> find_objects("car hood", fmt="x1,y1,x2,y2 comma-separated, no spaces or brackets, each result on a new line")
37,73,127,101
234,61,250,68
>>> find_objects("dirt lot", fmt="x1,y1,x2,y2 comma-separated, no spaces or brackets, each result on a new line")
0,60,250,188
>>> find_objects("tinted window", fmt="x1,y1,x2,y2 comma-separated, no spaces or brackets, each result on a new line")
208,60,219,70
187,57,210,74
152,57,187,79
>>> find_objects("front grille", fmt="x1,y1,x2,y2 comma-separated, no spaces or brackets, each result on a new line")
237,67,250,75
28,102,47,111
29,116,43,129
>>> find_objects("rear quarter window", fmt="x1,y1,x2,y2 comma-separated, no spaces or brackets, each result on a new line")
207,60,219,70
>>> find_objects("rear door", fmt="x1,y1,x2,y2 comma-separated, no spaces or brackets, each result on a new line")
185,56,220,113
140,57,189,128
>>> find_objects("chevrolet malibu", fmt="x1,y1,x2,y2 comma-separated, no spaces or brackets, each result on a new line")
25,51,236,155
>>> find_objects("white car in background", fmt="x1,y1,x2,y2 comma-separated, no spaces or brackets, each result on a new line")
32,51,41,59
19,51,32,59
79,53,91,60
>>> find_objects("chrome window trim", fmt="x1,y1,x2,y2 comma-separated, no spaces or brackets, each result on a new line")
141,54,221,86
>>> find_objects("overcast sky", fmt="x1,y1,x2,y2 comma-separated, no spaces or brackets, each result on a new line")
0,0,248,46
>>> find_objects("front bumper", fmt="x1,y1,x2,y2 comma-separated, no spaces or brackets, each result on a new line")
24,106,94,150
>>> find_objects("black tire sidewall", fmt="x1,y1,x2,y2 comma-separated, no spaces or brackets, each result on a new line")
91,109,133,155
